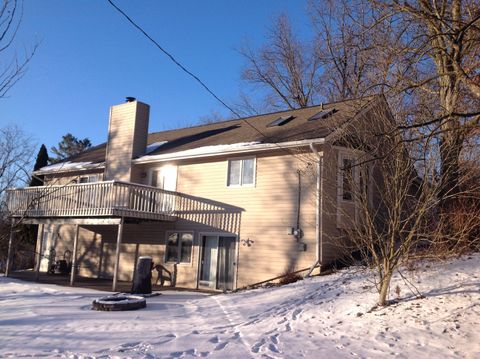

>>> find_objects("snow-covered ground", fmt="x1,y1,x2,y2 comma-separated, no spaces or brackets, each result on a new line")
1,254,479,358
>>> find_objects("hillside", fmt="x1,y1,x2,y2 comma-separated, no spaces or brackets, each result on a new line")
0,254,479,358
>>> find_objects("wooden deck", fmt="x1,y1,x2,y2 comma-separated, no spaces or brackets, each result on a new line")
6,181,179,222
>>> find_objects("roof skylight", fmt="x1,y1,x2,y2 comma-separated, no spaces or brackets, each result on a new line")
266,115,295,128
308,108,336,121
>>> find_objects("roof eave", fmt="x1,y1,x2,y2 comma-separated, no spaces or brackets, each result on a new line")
34,162,106,176
132,138,326,165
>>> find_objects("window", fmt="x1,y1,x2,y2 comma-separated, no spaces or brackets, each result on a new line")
227,158,255,186
79,174,100,183
341,158,354,201
266,115,294,127
165,232,193,263
308,108,336,121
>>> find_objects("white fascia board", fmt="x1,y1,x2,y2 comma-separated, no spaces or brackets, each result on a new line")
132,138,326,164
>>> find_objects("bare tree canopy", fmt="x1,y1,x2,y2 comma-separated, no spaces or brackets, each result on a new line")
242,0,479,206
0,125,33,197
239,14,323,112
0,0,38,98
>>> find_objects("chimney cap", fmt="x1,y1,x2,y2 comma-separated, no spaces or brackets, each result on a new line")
125,96,136,103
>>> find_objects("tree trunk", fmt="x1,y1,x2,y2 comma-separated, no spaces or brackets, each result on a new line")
378,270,393,306
439,132,462,211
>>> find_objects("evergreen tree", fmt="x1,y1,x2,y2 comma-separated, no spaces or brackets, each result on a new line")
50,133,91,163
30,144,49,186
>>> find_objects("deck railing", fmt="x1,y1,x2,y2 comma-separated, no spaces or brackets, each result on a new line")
6,181,179,220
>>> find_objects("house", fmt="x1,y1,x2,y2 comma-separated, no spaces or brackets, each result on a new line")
6,95,390,291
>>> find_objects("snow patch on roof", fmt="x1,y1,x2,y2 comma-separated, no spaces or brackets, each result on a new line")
138,141,262,161
145,141,168,154
37,161,104,174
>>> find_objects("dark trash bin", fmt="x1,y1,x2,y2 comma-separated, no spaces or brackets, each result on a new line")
131,256,152,294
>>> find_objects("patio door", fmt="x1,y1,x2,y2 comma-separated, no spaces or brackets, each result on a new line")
199,235,236,290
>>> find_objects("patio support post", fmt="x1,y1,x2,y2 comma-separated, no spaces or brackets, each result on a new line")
35,224,45,281
70,225,80,286
112,217,124,292
5,220,15,277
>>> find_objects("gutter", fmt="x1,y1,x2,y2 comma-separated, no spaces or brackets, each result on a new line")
33,138,326,176
307,143,324,276
133,138,326,164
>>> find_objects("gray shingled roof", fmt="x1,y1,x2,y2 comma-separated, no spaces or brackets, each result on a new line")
61,97,375,165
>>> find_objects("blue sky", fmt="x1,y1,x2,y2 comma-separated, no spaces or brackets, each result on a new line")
0,0,312,152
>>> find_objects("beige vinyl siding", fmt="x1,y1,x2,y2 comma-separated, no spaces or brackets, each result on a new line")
38,146,352,289
44,222,176,283
43,170,104,186
149,150,320,288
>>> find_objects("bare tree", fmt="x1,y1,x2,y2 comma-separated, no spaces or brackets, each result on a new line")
309,0,397,101
0,124,34,271
0,125,33,197
239,14,323,112
368,0,480,211
0,0,38,98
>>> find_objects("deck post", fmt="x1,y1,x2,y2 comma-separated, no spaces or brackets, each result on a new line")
5,221,15,277
70,225,80,286
35,224,45,281
112,217,124,292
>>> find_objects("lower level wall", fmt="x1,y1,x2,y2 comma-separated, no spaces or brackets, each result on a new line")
38,215,345,290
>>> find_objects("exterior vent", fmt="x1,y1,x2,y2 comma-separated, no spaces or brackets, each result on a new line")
266,115,295,127
308,108,336,121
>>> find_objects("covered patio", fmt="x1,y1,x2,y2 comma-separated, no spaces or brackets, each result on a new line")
5,180,179,291
7,270,214,293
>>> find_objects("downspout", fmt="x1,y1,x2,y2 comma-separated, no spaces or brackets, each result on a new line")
309,143,323,274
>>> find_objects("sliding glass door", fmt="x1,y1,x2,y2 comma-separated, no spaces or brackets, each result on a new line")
199,235,236,290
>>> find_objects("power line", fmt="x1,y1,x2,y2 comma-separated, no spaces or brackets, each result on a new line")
106,0,316,163
106,0,241,119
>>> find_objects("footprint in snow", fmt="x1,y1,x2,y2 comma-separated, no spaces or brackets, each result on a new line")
292,308,303,320
209,336,220,344
251,338,266,353
268,343,281,353
168,349,196,358
214,342,229,351
118,341,141,350
153,333,177,345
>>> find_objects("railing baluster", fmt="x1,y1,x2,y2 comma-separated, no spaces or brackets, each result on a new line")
6,180,186,221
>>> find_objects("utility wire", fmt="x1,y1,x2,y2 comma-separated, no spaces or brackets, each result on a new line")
106,0,314,163
107,0,242,119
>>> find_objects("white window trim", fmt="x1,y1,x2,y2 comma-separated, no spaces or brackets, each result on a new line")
164,230,195,266
226,156,256,188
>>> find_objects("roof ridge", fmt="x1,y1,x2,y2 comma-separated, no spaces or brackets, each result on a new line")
147,95,378,136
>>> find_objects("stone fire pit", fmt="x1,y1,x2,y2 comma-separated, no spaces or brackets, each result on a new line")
91,294,146,311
